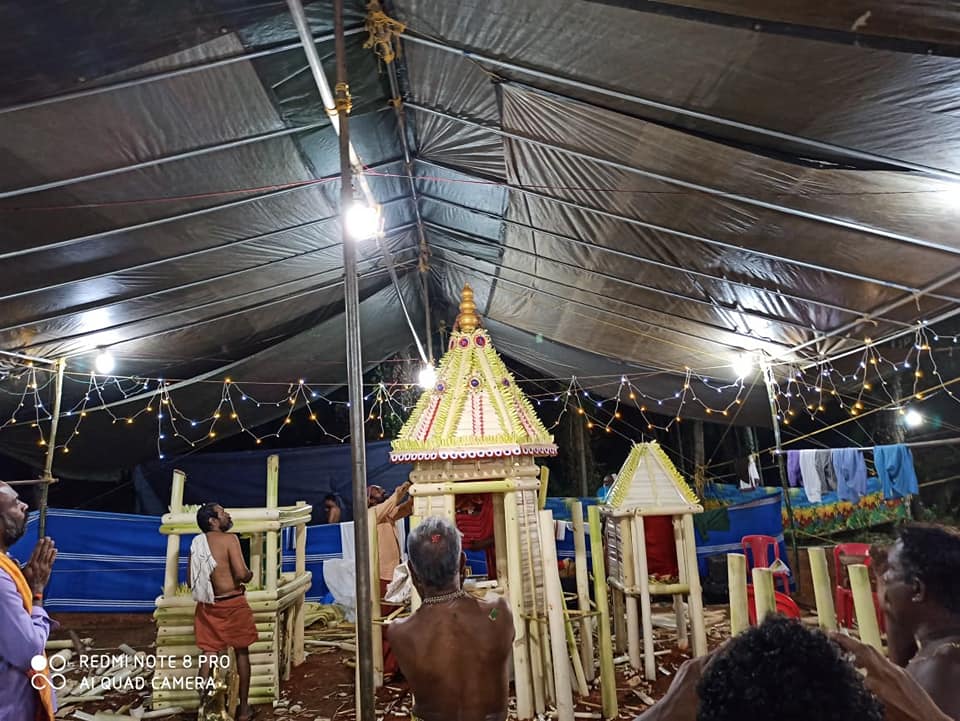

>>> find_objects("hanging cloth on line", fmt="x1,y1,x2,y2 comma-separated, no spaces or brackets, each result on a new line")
874,444,919,499
832,448,867,503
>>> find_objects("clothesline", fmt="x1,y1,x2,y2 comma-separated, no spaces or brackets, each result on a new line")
772,436,960,455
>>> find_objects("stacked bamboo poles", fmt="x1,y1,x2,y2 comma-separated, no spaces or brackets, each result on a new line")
588,506,618,720
152,456,312,710
570,503,595,683
538,510,573,721
601,508,707,680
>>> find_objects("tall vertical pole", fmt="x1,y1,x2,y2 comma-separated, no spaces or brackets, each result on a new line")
333,2,374,717
38,357,65,538
760,361,801,592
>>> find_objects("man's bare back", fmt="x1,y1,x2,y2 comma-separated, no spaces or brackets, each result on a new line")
204,531,249,597
387,594,514,721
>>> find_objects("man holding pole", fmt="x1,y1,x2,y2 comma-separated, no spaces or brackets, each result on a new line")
387,516,514,721
189,502,259,721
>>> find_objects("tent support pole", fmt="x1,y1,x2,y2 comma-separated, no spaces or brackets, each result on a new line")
285,0,374,717
760,361,801,593
38,357,65,538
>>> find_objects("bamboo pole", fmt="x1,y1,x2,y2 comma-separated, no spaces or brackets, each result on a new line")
502,491,533,720
727,553,749,635
619,518,641,671
163,470,186,597
571,503,595,682
587,506,618,720
266,455,279,508
250,532,264,589
492,494,508,581
265,456,279,593
38,357,65,539
368,507,383,688
672,517,688,648
752,567,776,624
293,503,307,665
633,515,656,680
539,511,574,721
681,514,708,656
561,593,590,697
808,547,837,631
849,564,882,650
538,466,550,510
408,478,541,496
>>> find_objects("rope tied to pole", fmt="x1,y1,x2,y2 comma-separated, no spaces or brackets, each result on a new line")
333,81,352,114
364,1,405,65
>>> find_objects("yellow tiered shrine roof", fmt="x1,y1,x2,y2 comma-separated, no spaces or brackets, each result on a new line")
605,441,702,512
390,285,557,463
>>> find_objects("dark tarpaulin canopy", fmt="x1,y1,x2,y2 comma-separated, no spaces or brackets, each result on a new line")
1,0,959,477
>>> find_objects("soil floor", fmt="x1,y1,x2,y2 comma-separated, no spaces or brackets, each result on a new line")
48,605,733,721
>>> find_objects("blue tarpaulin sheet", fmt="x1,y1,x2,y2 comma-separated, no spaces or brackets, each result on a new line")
134,441,409,522
8,490,787,612
697,484,789,581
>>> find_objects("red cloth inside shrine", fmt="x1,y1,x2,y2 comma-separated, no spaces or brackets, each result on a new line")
456,494,497,580
644,515,680,579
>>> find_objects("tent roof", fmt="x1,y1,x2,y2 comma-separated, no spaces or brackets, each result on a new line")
2,0,959,476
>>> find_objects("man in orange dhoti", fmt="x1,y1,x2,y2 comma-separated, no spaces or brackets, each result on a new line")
189,502,259,721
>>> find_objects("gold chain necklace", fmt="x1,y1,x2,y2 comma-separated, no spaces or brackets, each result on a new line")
421,589,468,605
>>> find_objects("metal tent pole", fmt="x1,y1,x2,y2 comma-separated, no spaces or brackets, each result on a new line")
760,360,801,591
38,357,65,538
285,0,374,717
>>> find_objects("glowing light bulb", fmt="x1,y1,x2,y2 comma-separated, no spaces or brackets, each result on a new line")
904,409,923,428
344,202,380,240
731,352,753,379
94,349,115,374
417,364,437,389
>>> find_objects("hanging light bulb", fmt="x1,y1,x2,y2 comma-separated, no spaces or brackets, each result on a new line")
94,349,115,374
417,364,437,389
344,202,381,240
731,352,753,379
903,409,924,428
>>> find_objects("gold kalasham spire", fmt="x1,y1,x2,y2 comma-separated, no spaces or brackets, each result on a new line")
456,283,480,333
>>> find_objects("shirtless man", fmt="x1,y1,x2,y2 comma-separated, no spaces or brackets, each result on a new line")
874,523,960,720
188,502,258,721
386,516,514,721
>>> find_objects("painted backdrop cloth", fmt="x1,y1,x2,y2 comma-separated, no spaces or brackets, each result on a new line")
873,444,920,499
832,448,868,502
194,593,259,652
786,451,802,488
798,449,822,503
814,450,837,492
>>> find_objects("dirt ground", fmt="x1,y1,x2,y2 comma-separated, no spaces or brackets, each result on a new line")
48,606,732,720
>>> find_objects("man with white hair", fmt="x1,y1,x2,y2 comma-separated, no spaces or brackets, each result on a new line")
386,516,513,721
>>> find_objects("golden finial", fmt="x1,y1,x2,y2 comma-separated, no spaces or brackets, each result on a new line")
456,283,480,333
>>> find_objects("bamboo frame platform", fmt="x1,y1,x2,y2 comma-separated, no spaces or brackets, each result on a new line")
151,454,312,710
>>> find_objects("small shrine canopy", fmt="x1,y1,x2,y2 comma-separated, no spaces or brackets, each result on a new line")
390,284,557,463
605,442,702,513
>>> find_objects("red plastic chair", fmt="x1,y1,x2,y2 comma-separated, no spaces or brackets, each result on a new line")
747,586,802,625
741,535,790,594
833,543,885,632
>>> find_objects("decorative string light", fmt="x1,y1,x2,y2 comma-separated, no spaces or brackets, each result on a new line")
1,319,959,459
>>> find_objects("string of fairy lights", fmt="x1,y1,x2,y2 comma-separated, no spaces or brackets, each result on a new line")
0,321,957,459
